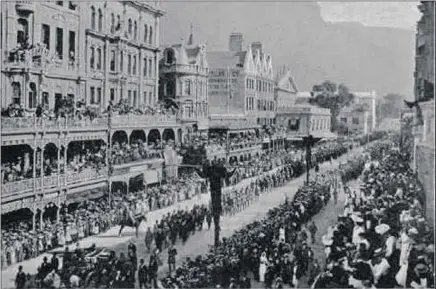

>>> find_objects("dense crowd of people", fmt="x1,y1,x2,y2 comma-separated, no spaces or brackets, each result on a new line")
159,145,365,288
19,204,211,289
2,143,107,185
111,140,162,166
314,142,435,289
1,171,206,271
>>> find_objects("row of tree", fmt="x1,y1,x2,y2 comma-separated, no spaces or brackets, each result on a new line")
308,80,406,134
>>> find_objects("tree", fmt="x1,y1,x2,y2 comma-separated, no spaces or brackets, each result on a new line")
377,93,404,122
309,81,355,132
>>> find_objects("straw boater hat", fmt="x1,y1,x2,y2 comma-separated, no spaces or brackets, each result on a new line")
322,235,333,246
408,227,419,235
375,224,390,235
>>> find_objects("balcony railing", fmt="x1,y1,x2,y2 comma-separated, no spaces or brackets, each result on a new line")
1,117,109,132
67,168,108,184
111,114,177,128
161,64,209,75
1,179,35,197
1,168,108,197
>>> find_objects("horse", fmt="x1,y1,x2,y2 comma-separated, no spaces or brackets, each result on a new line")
118,213,147,238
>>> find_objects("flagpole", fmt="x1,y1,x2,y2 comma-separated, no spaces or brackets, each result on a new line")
227,66,230,114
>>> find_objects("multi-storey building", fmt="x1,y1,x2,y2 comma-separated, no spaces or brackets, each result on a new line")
352,91,377,131
337,106,370,134
0,1,185,228
412,1,435,226
414,1,435,102
159,28,209,133
275,69,333,143
207,33,276,126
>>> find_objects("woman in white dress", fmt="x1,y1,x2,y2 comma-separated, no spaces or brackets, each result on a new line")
259,251,268,283
57,229,65,247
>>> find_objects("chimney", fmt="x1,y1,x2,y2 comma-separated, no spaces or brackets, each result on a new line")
251,42,263,55
229,33,243,53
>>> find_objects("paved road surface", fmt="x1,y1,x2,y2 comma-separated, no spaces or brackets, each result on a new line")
1,147,364,289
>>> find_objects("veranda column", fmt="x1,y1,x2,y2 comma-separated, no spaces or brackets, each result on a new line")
32,201,36,233
56,193,60,224
40,144,44,230
57,140,61,185
64,144,68,185
32,142,37,198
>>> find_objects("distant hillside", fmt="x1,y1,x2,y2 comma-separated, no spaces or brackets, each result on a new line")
160,2,415,97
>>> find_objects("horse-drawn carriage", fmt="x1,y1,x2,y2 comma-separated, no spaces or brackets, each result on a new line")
49,247,115,288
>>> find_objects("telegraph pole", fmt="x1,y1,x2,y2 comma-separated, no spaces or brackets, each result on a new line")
302,134,315,185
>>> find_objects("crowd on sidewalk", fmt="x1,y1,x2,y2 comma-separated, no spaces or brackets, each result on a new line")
1,171,206,271
314,141,435,288
14,204,211,289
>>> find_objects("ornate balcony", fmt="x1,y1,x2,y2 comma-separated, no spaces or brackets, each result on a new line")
160,64,209,76
1,169,108,199
110,114,177,128
16,1,35,14
1,179,35,198
67,168,108,184
1,117,109,133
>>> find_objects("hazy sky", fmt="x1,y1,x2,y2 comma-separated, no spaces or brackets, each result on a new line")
319,2,421,30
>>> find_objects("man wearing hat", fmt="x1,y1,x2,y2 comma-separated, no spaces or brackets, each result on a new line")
409,263,433,288
370,247,392,287
15,265,26,289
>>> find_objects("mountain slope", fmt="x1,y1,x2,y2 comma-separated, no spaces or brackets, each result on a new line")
160,2,415,97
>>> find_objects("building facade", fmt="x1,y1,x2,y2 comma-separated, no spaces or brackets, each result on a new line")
413,1,435,227
414,1,435,102
1,1,163,111
337,106,370,134
159,29,209,131
351,91,377,131
274,70,333,141
0,1,187,225
208,33,276,126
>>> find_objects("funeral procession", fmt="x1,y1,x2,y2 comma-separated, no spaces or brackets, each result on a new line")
0,1,435,289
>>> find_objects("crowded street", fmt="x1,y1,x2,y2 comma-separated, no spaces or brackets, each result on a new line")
2,1,434,288
1,142,363,289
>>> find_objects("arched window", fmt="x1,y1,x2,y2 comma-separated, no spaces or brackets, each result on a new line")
28,83,37,109
98,9,103,32
149,26,153,45
166,49,174,64
91,6,96,30
116,15,121,31
12,82,21,104
144,25,148,44
128,19,132,36
17,19,29,46
90,47,95,69
134,21,137,40
110,13,115,33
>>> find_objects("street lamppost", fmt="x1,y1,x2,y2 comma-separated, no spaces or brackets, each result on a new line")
302,134,315,185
